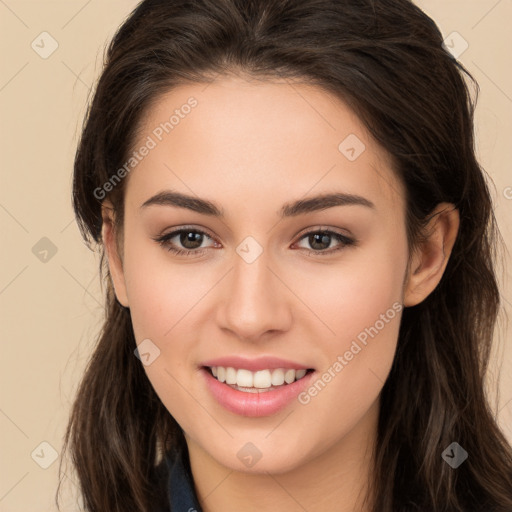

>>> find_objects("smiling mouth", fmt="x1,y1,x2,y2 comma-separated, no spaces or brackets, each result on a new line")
203,366,315,393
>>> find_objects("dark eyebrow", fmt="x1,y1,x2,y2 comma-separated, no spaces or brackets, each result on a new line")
140,190,375,217
140,190,224,216
280,192,375,216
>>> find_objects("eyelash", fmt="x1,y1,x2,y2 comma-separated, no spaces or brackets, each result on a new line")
153,226,356,257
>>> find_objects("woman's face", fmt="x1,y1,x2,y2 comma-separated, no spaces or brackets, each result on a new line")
107,76,410,474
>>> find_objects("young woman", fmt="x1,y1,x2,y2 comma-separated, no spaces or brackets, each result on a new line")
57,0,512,511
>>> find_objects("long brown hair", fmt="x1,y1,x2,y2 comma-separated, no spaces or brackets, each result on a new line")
58,0,512,510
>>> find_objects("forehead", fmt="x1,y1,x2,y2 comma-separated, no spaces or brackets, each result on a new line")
125,76,404,215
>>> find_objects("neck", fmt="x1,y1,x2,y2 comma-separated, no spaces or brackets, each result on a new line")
186,400,379,512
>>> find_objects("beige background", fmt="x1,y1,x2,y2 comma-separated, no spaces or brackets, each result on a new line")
0,1,510,510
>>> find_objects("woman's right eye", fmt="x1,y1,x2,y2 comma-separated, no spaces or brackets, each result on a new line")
153,228,217,256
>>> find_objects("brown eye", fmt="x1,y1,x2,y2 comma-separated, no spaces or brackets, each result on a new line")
179,231,204,249
295,230,355,255
153,227,217,255
308,232,333,250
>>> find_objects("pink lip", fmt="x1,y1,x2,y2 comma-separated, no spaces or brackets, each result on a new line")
200,355,312,372
201,367,316,417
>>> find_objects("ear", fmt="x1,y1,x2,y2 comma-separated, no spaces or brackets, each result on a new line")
101,199,129,307
403,203,460,307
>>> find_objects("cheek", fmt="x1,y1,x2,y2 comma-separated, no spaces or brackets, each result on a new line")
122,232,214,341
288,234,406,407
288,233,407,346
121,239,211,431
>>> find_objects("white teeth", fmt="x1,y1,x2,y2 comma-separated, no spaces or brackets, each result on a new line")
209,366,310,389
225,367,237,385
236,369,253,387
253,370,272,388
295,369,307,379
271,369,285,386
284,369,296,384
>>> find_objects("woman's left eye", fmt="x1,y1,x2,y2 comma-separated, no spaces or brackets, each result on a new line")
293,230,356,255
153,228,355,256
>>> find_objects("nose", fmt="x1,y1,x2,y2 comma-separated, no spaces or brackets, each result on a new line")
216,247,293,342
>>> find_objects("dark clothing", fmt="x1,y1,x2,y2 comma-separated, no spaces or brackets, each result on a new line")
154,445,203,512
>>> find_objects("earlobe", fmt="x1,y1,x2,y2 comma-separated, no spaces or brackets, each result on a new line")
403,203,459,307
101,200,129,308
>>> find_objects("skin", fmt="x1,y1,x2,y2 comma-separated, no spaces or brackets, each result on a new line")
101,75,459,512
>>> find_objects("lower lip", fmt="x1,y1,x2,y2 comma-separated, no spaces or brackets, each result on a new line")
201,367,315,417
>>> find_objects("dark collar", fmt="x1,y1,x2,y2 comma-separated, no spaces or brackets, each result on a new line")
164,445,204,512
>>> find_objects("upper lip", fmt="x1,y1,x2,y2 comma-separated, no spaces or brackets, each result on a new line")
201,356,313,372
